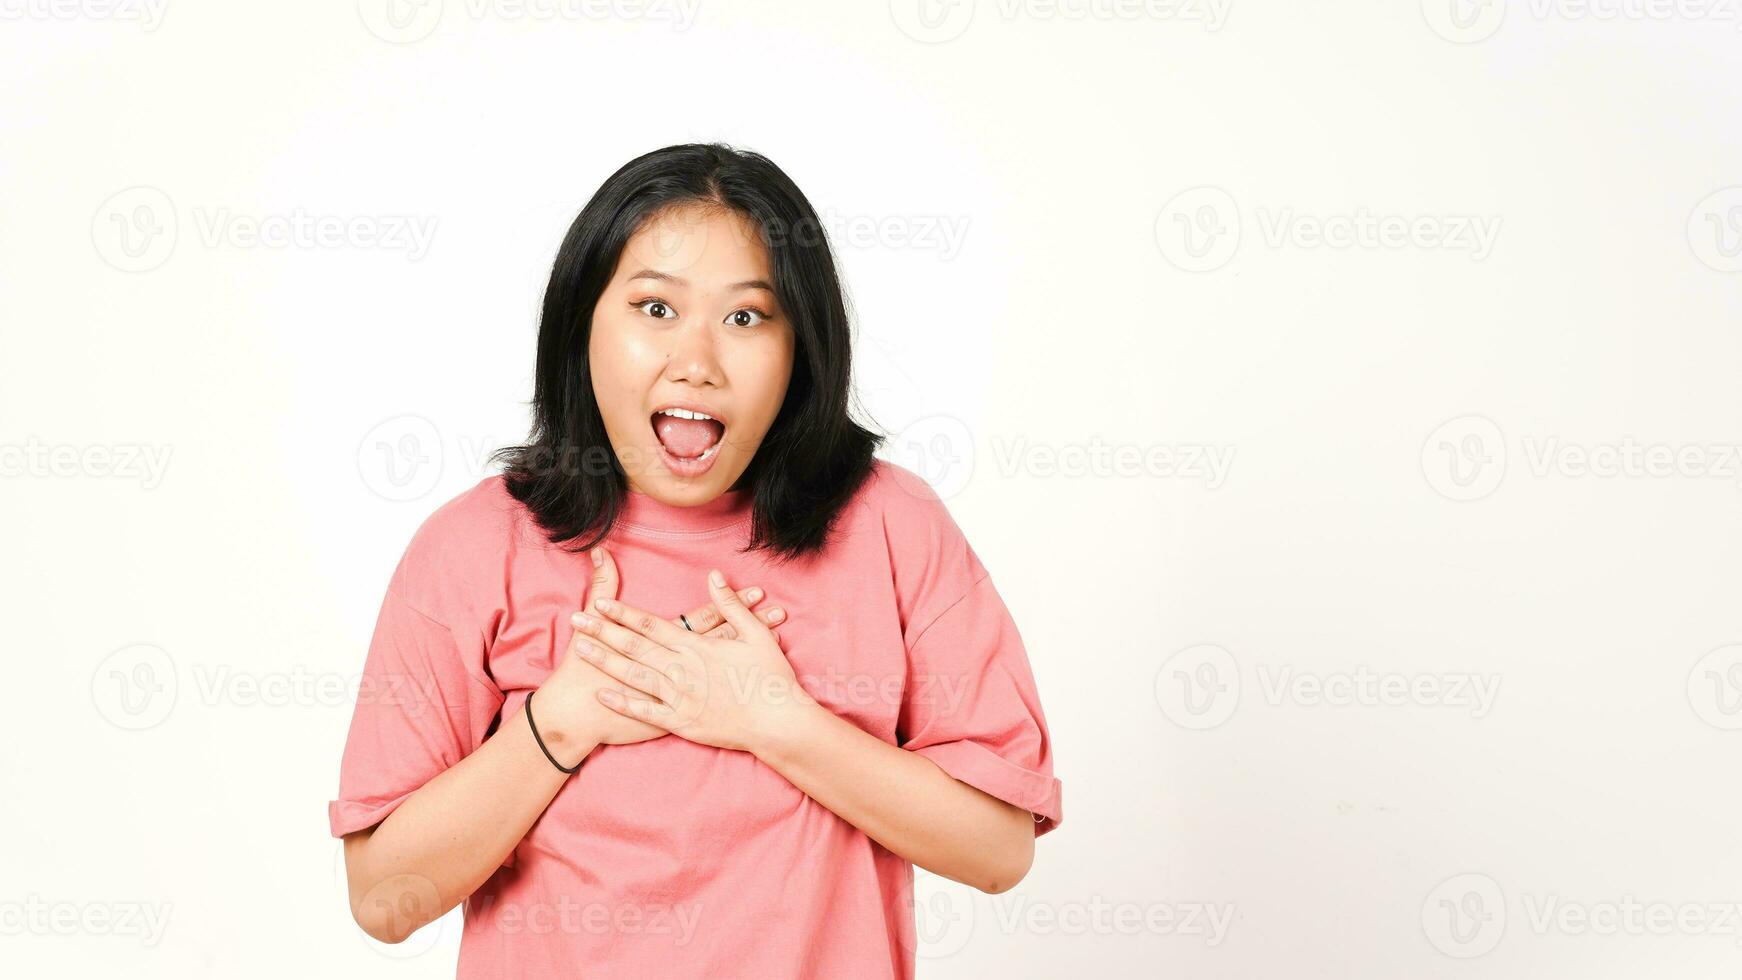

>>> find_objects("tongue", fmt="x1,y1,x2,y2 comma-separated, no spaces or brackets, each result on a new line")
654,415,724,458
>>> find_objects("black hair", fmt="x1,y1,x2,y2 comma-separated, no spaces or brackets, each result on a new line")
490,142,883,563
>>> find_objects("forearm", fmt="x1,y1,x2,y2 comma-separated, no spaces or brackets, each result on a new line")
754,701,1035,894
342,700,595,942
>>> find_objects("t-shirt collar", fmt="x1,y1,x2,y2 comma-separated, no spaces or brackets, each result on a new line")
617,486,753,534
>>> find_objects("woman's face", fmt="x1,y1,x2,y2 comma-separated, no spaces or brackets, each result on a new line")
589,203,795,503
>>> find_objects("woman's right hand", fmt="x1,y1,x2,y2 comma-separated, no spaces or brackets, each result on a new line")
529,546,786,758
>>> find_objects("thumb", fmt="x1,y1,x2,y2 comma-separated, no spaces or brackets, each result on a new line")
707,568,760,638
587,546,620,606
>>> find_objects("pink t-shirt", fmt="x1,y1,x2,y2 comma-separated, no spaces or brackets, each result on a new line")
328,458,1062,978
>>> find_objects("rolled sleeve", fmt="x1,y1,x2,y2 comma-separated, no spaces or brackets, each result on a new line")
327,585,506,840
898,573,1063,837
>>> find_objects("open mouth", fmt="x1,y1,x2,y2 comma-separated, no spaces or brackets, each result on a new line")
651,405,727,474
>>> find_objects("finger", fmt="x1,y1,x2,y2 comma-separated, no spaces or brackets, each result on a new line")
705,605,786,640
705,568,764,639
597,686,677,728
573,608,679,672
589,596,701,655
677,586,763,634
562,547,619,667
586,546,620,606
574,636,679,703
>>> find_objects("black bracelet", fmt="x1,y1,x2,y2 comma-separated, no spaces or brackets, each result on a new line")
524,690,581,774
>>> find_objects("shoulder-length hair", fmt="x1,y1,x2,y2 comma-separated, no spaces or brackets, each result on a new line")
491,142,882,563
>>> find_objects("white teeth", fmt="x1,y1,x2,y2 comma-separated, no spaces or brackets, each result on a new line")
656,407,716,422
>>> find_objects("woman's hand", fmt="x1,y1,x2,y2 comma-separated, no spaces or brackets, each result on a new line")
572,568,812,754
533,551,784,761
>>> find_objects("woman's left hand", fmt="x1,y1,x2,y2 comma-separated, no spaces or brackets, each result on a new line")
570,568,816,754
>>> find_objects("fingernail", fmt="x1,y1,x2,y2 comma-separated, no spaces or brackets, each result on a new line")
591,548,603,568
747,587,763,602
769,608,785,623
594,597,613,613
597,689,619,706
709,569,725,588
574,613,596,629
580,642,601,661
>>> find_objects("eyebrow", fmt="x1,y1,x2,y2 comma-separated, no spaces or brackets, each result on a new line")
625,269,775,293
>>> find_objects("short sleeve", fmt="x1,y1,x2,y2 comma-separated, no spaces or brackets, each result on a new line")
326,581,507,841
897,570,1064,837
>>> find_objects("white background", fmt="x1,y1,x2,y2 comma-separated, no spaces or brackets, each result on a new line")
3,1,1741,977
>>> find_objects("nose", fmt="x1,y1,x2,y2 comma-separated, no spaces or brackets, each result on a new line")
662,318,724,389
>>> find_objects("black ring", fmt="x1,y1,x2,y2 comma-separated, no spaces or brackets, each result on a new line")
679,613,693,631
524,690,581,774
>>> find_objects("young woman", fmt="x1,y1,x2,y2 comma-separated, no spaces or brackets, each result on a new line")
328,143,1062,979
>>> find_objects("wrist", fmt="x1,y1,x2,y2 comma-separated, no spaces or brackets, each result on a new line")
749,687,829,764
525,688,600,772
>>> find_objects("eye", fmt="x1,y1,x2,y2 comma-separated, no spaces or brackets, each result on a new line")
633,299,677,320
726,307,770,329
